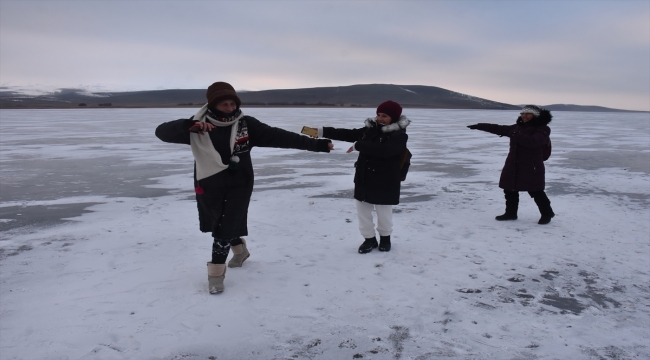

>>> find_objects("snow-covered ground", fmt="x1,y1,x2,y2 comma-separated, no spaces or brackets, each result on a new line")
1,108,648,360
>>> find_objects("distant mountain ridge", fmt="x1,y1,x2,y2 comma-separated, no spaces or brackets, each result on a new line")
235,84,518,110
0,84,516,110
0,84,642,112
541,104,643,113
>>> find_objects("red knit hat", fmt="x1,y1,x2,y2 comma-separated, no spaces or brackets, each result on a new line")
377,100,402,122
206,82,242,107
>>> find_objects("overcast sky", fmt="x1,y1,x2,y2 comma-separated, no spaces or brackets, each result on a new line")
1,0,648,110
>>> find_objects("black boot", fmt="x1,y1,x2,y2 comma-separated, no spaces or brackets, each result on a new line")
533,192,555,225
378,235,391,252
496,190,518,221
358,237,378,254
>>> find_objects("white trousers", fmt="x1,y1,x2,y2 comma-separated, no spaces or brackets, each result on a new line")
355,200,393,238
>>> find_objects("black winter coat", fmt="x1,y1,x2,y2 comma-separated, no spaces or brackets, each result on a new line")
155,114,331,238
474,112,552,192
323,116,410,205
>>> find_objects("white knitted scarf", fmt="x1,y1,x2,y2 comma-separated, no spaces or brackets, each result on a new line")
190,104,244,181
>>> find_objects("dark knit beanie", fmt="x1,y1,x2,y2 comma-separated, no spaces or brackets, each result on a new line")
206,82,242,107
377,100,403,122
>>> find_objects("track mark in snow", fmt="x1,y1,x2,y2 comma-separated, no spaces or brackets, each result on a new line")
388,325,410,359
338,338,357,349
457,288,482,293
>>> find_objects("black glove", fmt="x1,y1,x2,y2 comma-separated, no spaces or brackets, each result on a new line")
467,124,479,130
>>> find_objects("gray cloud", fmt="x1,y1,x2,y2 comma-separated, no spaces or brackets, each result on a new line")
1,0,648,110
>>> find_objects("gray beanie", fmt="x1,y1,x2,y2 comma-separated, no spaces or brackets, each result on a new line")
520,105,541,117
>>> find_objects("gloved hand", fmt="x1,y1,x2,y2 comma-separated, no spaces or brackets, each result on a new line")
467,124,479,130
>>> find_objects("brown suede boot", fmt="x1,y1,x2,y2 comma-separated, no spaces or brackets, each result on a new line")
228,238,250,268
207,262,226,294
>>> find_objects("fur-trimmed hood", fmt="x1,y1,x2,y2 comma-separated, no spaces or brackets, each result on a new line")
517,109,552,127
364,115,411,133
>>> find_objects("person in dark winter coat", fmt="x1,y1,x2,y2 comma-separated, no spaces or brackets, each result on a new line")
155,82,333,294
304,100,410,253
467,105,555,224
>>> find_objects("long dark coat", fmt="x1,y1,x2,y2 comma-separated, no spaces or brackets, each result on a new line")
323,116,410,205
155,115,331,238
474,112,552,192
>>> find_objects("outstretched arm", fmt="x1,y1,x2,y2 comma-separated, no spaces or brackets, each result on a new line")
248,117,331,152
467,123,513,137
322,127,365,143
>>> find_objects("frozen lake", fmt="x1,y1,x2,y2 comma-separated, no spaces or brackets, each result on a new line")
1,108,649,359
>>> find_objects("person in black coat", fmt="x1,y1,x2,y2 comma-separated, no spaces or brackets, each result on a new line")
155,82,333,294
305,101,410,253
467,105,555,224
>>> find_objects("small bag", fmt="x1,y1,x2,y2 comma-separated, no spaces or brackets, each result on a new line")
542,139,552,161
399,148,412,181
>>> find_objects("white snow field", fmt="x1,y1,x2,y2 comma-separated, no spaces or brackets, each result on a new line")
0,108,648,360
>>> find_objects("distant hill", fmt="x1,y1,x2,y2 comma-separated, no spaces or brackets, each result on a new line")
541,104,645,113
0,85,644,112
237,84,519,110
0,84,518,110
0,88,206,109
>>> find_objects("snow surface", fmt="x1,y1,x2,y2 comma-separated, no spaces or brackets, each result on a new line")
1,108,649,360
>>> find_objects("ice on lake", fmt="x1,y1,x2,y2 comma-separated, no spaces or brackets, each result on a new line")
0,108,649,359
